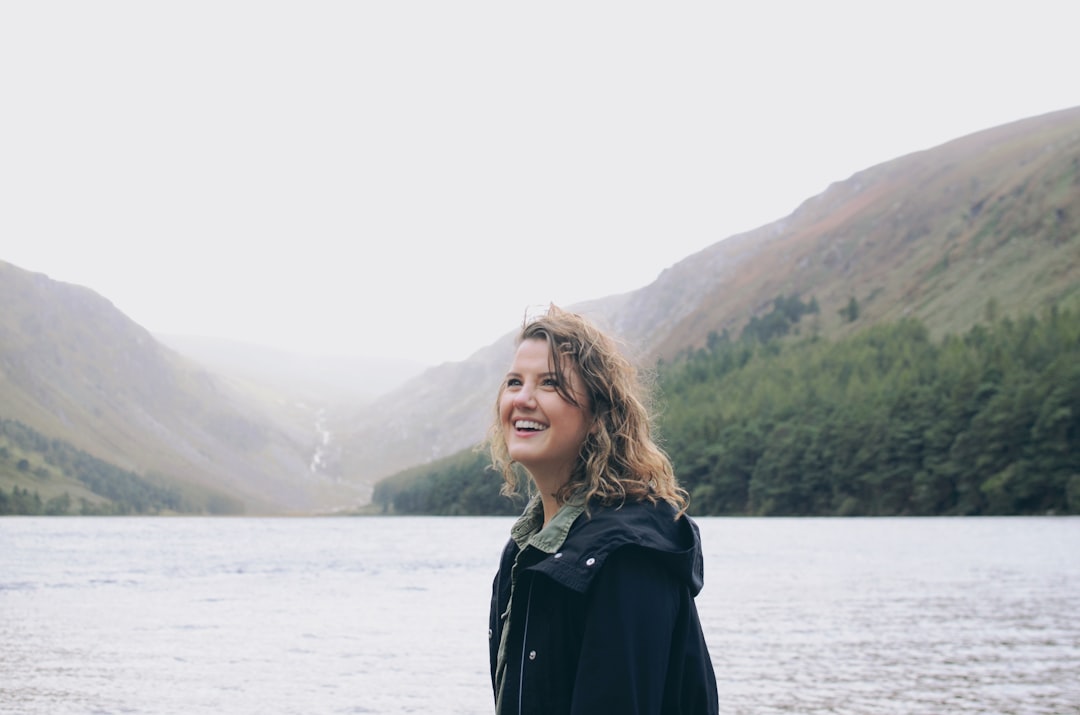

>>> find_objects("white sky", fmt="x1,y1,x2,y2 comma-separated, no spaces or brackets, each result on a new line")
2,1,1077,365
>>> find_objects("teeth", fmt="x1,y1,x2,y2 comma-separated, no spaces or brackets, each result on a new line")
514,420,547,431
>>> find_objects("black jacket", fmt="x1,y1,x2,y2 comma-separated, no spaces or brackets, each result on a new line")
489,499,718,714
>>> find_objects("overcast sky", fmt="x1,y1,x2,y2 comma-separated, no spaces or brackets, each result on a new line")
2,1,1077,365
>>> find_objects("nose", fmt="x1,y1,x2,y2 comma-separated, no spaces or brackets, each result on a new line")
512,383,537,408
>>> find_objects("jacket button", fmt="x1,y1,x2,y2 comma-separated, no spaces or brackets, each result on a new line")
585,557,596,566
528,650,536,660
488,628,493,639
554,552,563,559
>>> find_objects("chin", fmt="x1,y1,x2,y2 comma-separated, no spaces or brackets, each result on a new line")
506,446,535,467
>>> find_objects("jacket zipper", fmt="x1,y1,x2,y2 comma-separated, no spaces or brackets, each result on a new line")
516,579,535,715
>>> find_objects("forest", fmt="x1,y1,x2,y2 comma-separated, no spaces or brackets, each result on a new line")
372,298,1080,517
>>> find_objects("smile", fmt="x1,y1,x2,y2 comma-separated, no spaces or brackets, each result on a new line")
514,420,548,432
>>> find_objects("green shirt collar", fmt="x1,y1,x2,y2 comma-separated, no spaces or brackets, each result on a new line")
510,494,586,554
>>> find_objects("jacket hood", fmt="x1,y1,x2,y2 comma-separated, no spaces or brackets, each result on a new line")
525,499,706,596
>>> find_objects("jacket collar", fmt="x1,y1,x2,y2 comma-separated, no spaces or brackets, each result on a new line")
518,497,706,596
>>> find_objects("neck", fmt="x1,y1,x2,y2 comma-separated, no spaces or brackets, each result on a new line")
538,492,561,527
529,467,571,527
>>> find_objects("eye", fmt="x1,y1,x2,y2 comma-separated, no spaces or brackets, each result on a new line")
540,377,559,388
505,377,523,388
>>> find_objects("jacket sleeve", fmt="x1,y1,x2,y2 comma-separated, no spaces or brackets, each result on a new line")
569,546,680,714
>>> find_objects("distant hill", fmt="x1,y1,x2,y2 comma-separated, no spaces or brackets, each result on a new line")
0,261,366,513
336,106,1080,491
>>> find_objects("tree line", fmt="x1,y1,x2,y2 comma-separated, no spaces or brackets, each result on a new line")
371,448,523,516
661,301,1079,516
373,299,1080,516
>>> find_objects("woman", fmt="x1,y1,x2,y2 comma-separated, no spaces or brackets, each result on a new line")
488,305,718,714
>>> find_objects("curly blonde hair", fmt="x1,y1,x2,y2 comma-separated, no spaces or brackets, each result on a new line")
488,305,688,516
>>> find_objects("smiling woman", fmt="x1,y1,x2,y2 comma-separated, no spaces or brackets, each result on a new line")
498,337,594,507
485,305,718,714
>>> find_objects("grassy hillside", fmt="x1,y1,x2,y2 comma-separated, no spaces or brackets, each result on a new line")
0,418,242,514
0,262,363,514
648,106,1080,359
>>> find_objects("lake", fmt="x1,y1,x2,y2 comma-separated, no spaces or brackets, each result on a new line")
2,516,1078,714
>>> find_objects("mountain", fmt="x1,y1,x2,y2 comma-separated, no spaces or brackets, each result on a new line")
335,106,1080,491
5,107,1078,511
0,261,365,513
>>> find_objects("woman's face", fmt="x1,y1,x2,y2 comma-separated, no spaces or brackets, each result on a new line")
500,338,592,485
